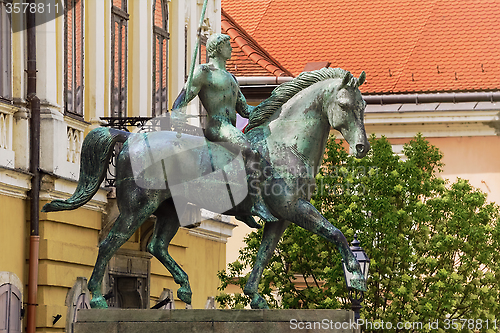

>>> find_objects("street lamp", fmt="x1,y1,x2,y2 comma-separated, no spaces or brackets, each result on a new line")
342,234,370,322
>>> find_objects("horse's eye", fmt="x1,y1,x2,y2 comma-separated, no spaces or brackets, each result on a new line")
337,99,349,109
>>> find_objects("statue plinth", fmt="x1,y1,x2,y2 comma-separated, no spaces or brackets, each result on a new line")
74,308,360,333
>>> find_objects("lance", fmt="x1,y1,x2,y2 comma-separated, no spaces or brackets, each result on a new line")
184,0,209,105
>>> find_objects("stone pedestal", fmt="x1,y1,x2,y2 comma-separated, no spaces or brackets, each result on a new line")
74,308,359,333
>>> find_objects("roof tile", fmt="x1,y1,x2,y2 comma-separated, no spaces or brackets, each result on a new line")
222,0,500,93
222,9,293,77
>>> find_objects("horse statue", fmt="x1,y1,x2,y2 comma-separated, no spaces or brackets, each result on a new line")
42,67,370,309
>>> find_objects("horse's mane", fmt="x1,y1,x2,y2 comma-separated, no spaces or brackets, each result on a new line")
246,67,351,131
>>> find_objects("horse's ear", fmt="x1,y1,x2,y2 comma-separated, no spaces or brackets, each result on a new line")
341,73,351,88
357,71,366,87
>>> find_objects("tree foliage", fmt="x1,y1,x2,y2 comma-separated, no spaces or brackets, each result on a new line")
217,134,500,332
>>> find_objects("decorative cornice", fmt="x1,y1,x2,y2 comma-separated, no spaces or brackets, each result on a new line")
64,114,91,130
0,167,31,199
188,215,237,244
363,92,500,105
200,209,232,223
363,105,500,138
0,102,17,115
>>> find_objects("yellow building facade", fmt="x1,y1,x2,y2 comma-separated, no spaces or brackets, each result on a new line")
1,1,232,333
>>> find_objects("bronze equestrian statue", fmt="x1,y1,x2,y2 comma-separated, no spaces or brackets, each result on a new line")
43,34,370,310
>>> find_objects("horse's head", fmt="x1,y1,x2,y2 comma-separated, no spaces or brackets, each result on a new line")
326,71,370,158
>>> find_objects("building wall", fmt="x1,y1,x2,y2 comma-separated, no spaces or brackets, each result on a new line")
1,1,230,333
0,194,27,284
364,102,500,203
389,135,500,204
36,201,103,331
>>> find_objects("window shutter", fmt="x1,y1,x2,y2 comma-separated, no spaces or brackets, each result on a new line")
9,287,21,333
0,284,9,333
0,284,22,333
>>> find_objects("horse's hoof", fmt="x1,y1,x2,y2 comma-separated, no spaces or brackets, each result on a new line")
250,294,269,309
251,203,278,223
350,277,367,292
235,215,262,229
177,286,192,305
90,295,108,309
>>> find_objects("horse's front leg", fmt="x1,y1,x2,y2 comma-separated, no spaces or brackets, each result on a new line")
147,199,192,306
88,188,163,308
243,220,290,309
282,198,367,291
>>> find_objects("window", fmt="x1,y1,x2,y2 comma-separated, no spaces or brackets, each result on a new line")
65,0,84,116
152,0,169,117
104,251,150,309
0,0,12,102
111,0,129,117
108,276,147,309
184,28,208,128
0,284,21,333
198,36,207,128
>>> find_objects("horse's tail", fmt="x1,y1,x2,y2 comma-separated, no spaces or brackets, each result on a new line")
42,127,130,212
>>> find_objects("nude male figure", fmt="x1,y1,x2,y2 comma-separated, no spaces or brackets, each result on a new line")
172,33,278,225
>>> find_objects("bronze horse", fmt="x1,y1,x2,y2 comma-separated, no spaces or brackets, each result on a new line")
43,68,370,309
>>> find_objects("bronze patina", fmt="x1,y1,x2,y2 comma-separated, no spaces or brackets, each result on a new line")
172,33,278,227
43,59,370,309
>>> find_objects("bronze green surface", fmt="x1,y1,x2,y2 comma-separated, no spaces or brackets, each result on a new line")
42,67,369,309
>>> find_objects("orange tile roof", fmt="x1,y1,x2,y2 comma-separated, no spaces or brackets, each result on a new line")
222,9,293,77
222,0,273,36
222,0,500,94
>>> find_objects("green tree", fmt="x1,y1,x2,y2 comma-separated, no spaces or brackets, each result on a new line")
217,134,500,332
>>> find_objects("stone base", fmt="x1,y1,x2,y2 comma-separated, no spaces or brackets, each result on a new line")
74,309,360,333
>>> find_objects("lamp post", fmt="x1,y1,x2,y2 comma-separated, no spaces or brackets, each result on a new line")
342,234,370,322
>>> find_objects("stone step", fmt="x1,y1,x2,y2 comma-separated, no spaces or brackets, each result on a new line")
74,309,359,333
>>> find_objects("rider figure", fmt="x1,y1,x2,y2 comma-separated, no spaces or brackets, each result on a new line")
171,33,278,226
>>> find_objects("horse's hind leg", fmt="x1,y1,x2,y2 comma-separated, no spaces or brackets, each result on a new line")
147,199,192,306
87,197,161,308
283,198,366,291
243,220,289,309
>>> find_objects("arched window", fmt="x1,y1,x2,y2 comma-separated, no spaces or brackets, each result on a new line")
64,0,84,116
111,0,129,118
152,0,169,117
0,283,22,333
0,0,12,102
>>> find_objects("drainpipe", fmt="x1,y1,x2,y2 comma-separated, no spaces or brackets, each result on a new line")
26,1,40,333
236,76,293,86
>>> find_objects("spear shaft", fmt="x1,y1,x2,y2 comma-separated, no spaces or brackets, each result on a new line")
184,0,209,104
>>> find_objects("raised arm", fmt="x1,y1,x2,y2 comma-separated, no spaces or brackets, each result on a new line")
172,65,208,110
